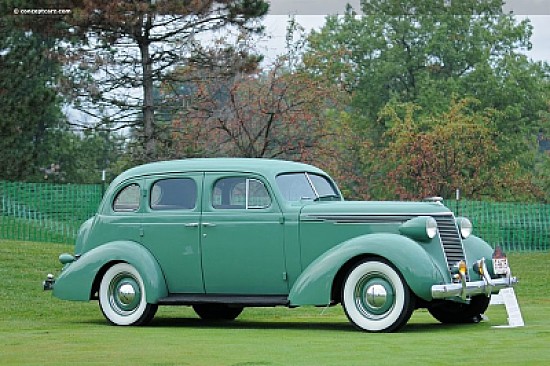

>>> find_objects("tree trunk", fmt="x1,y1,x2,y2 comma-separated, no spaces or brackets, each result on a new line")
140,13,155,161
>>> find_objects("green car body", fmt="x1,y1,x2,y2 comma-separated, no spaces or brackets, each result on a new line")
48,158,517,332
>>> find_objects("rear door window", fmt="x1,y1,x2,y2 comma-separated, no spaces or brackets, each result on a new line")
150,178,197,210
212,177,271,209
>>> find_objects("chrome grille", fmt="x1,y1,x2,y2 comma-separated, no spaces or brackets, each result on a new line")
434,215,467,276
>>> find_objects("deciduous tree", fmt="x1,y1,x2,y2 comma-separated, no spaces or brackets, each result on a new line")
303,0,550,199
168,60,337,161
7,0,269,162
369,99,545,201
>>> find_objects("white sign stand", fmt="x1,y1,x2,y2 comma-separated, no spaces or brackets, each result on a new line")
490,288,525,328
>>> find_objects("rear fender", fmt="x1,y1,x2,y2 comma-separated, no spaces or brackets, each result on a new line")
288,234,445,306
53,241,168,303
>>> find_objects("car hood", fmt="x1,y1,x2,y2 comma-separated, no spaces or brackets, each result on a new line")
299,200,452,220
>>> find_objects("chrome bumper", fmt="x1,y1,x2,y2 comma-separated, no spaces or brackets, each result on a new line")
431,275,517,299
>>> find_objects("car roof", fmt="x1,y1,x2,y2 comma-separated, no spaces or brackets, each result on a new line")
111,158,327,186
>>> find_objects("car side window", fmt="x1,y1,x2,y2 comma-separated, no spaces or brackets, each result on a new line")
276,173,340,201
276,173,315,201
213,177,271,209
308,174,339,198
150,178,197,210
113,184,140,212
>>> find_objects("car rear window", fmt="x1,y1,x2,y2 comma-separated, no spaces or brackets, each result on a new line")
113,184,140,212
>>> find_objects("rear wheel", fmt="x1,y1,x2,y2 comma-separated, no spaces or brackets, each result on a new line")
99,263,158,326
341,259,415,332
428,295,490,324
193,304,243,321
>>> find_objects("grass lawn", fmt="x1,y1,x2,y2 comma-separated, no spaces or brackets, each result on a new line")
1,240,549,365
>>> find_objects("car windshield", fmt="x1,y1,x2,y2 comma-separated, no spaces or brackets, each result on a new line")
276,173,341,202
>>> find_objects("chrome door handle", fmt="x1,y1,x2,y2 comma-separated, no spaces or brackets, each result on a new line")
184,223,200,227
202,222,217,227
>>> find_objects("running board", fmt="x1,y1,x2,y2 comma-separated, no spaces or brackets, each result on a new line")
157,294,289,307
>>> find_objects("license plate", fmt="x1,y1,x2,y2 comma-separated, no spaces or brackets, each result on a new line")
493,257,509,275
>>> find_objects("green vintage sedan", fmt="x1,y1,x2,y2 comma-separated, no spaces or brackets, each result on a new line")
45,158,517,332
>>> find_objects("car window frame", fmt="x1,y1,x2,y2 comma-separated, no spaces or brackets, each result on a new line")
212,176,272,210
149,177,198,211
275,172,341,202
112,183,141,213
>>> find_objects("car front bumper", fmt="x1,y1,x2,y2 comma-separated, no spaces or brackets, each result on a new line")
431,275,517,300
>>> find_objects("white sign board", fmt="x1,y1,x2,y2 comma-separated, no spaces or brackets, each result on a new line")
491,288,525,328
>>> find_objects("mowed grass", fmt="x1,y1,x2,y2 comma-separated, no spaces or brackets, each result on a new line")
1,240,549,365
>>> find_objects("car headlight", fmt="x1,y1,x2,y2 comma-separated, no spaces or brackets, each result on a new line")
426,217,438,239
399,216,438,242
456,217,473,239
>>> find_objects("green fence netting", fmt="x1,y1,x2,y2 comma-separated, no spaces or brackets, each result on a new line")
0,180,103,244
445,199,550,252
1,180,549,251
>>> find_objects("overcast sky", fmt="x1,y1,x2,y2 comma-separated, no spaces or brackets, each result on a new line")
261,0,550,64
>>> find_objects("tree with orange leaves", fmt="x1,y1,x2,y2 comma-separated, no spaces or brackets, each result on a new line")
368,99,545,201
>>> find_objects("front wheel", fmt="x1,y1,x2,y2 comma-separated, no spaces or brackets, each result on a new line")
428,295,490,324
342,259,415,332
99,263,158,326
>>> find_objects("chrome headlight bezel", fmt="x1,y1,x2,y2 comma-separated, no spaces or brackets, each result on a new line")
456,217,473,239
426,217,438,239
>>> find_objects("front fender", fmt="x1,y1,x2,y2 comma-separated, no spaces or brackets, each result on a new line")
53,241,168,303
288,234,445,306
462,235,496,278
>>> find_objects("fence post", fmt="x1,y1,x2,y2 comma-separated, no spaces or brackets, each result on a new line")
101,170,106,197
455,189,460,217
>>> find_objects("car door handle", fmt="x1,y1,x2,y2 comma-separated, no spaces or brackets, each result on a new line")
184,223,200,227
201,222,217,227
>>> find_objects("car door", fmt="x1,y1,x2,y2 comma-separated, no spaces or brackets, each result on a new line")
140,173,204,293
200,173,288,295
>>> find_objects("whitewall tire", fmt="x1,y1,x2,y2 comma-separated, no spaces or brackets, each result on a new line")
342,259,415,332
99,263,158,326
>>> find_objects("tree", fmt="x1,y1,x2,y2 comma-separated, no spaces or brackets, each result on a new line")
305,0,548,138
303,0,550,199
533,101,550,196
57,0,269,162
1,1,130,182
166,60,338,160
369,99,545,201
317,109,371,200
0,23,64,181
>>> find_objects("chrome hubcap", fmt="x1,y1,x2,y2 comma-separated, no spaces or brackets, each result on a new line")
109,273,141,315
118,283,136,306
355,274,395,319
365,284,387,309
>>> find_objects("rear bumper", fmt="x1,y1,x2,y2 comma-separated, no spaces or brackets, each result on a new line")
431,276,517,299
